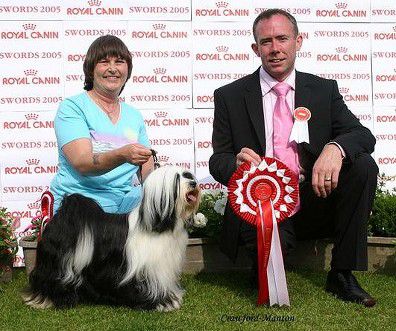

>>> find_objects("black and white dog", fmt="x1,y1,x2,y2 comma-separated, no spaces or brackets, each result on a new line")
22,166,201,311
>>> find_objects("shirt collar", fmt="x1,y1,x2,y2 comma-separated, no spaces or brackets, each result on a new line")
259,67,296,96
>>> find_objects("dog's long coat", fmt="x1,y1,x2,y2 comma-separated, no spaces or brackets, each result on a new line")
22,166,200,311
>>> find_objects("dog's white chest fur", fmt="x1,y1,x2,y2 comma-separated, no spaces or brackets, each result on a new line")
122,212,189,294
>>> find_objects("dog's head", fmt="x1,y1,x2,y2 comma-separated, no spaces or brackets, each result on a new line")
138,166,201,233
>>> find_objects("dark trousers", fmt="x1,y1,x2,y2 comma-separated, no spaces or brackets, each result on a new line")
239,154,378,271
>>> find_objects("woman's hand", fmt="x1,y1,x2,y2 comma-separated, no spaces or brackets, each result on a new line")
120,143,153,166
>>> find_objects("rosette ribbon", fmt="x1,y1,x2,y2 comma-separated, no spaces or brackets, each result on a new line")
289,107,311,144
228,157,299,306
38,191,54,241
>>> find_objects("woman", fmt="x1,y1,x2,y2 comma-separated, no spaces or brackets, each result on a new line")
51,35,153,213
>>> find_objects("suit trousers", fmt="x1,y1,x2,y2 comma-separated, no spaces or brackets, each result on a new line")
239,153,378,271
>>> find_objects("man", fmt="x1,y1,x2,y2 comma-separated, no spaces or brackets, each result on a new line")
209,9,378,307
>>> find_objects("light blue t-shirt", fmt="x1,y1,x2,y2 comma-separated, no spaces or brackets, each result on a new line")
50,92,150,213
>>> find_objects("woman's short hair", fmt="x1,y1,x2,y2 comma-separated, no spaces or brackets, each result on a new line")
83,35,132,93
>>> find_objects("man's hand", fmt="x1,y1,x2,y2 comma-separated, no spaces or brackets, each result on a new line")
312,144,343,198
236,147,261,167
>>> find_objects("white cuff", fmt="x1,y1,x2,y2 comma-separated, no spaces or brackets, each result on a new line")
326,142,346,159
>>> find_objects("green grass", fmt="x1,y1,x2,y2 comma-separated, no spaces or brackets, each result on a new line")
1,269,395,331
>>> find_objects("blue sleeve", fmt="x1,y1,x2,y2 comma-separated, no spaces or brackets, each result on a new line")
137,112,150,148
54,97,91,149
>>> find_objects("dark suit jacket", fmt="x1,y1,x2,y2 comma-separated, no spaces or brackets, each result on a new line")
209,68,376,261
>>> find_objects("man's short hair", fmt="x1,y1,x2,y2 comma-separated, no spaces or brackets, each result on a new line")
252,9,299,41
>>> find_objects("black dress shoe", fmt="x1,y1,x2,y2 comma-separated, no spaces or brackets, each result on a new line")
325,270,376,307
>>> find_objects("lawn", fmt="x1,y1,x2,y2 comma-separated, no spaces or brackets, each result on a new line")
1,269,395,331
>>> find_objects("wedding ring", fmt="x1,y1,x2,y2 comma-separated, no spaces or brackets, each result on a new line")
324,178,331,181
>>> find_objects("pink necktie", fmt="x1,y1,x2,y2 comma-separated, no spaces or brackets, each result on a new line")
272,82,300,213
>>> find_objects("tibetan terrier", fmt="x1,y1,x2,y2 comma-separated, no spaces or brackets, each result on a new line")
22,166,201,311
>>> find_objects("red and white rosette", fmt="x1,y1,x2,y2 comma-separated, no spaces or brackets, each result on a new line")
290,107,311,144
39,191,54,241
228,157,299,306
